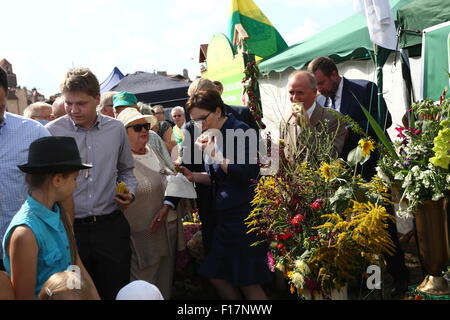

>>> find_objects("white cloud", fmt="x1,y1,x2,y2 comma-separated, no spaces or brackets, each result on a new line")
2,0,356,98
276,0,353,7
284,19,321,46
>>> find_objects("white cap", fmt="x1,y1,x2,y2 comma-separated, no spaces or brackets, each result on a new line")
115,280,164,300
117,107,158,128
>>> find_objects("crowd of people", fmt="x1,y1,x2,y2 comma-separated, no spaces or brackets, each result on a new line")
0,56,409,301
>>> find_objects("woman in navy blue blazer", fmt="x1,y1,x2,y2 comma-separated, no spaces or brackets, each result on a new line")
180,90,271,300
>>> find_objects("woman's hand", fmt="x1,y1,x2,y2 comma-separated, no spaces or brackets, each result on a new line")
178,166,194,182
196,134,224,164
149,204,170,233
195,133,213,152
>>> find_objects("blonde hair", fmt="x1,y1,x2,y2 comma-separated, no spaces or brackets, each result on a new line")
60,68,100,98
23,102,52,119
39,271,94,300
187,78,218,97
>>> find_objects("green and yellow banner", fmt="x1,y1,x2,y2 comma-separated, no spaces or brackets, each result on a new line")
229,0,288,59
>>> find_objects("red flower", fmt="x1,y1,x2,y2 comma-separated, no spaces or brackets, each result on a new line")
294,226,303,233
280,232,293,240
291,214,304,226
277,243,284,249
309,236,315,241
395,127,408,141
310,199,324,210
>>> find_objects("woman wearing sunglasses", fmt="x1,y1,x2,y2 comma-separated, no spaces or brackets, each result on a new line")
116,108,193,299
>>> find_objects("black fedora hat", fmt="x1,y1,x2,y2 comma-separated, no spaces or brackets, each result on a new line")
18,136,92,174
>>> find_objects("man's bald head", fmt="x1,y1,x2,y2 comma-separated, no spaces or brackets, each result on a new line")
287,71,318,109
52,97,67,119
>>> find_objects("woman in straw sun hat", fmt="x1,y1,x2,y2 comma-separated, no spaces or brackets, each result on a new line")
117,108,196,299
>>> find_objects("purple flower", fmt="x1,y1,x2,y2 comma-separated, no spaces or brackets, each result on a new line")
267,252,276,272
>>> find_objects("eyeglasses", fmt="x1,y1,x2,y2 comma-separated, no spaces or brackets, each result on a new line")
126,123,151,132
191,112,212,126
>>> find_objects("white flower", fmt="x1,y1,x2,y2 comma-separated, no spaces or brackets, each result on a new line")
294,259,310,275
432,193,445,201
395,172,405,180
290,272,305,288
376,167,391,184
411,165,421,175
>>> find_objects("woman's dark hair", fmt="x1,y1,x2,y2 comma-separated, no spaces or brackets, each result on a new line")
0,68,8,92
25,172,78,264
186,90,225,116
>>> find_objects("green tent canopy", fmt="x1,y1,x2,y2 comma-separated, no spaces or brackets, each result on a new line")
259,0,412,76
397,0,450,49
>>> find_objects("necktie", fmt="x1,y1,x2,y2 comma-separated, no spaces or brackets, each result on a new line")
329,95,336,110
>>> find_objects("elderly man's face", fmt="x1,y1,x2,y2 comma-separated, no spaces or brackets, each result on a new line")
171,110,185,127
100,106,115,118
38,107,53,121
0,87,6,123
287,74,318,109
52,99,67,119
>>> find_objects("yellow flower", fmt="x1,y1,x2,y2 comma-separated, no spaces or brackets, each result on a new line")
319,162,333,182
276,262,286,272
358,139,375,157
290,285,296,294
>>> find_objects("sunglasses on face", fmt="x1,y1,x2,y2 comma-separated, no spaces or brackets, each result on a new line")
127,123,151,132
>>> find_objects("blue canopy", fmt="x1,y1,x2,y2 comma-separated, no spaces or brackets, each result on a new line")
100,67,125,93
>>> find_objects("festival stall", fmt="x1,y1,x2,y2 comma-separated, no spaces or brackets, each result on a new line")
257,0,414,142
111,71,190,109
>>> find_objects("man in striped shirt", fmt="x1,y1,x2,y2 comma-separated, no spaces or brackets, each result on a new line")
0,67,50,271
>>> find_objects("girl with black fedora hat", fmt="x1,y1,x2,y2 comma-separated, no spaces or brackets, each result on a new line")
2,136,99,299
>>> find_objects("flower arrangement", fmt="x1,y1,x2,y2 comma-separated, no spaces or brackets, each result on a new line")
246,119,395,299
373,92,450,216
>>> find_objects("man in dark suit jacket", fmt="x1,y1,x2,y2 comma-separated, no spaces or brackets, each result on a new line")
308,56,408,297
308,57,392,181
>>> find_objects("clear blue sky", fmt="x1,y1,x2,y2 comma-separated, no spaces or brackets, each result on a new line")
2,0,355,97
